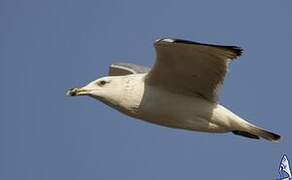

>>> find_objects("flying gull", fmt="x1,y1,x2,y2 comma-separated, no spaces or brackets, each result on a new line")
67,38,281,141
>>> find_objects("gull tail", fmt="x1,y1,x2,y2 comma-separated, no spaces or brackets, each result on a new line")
232,124,281,142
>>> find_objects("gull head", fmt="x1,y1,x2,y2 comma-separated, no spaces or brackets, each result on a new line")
66,76,125,104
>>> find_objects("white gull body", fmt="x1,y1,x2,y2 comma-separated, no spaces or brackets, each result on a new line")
109,74,240,133
67,38,280,141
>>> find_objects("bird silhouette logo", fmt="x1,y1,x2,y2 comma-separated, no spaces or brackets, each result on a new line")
277,155,292,180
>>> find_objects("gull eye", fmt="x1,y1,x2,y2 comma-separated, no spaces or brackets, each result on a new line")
98,80,107,86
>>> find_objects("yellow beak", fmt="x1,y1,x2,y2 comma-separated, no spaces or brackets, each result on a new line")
66,88,89,96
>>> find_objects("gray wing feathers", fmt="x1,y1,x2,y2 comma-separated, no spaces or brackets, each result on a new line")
146,38,243,102
109,63,150,76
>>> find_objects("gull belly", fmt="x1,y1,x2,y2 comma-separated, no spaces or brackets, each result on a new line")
116,75,237,133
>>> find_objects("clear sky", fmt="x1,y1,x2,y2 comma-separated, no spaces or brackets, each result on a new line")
1,0,292,179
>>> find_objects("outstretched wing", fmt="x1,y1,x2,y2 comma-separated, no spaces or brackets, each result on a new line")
146,38,242,102
109,63,150,76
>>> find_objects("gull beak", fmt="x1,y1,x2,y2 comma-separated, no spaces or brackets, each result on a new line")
66,87,90,96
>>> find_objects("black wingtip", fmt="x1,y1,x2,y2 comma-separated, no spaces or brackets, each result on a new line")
228,46,243,57
272,133,281,142
232,130,260,139
259,129,281,142
155,38,243,58
233,128,281,142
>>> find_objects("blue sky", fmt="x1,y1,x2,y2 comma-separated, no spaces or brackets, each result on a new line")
1,0,292,179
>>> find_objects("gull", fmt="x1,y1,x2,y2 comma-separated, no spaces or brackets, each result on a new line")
67,38,281,141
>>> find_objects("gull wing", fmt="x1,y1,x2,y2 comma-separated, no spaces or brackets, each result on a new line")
109,63,150,76
146,38,243,102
